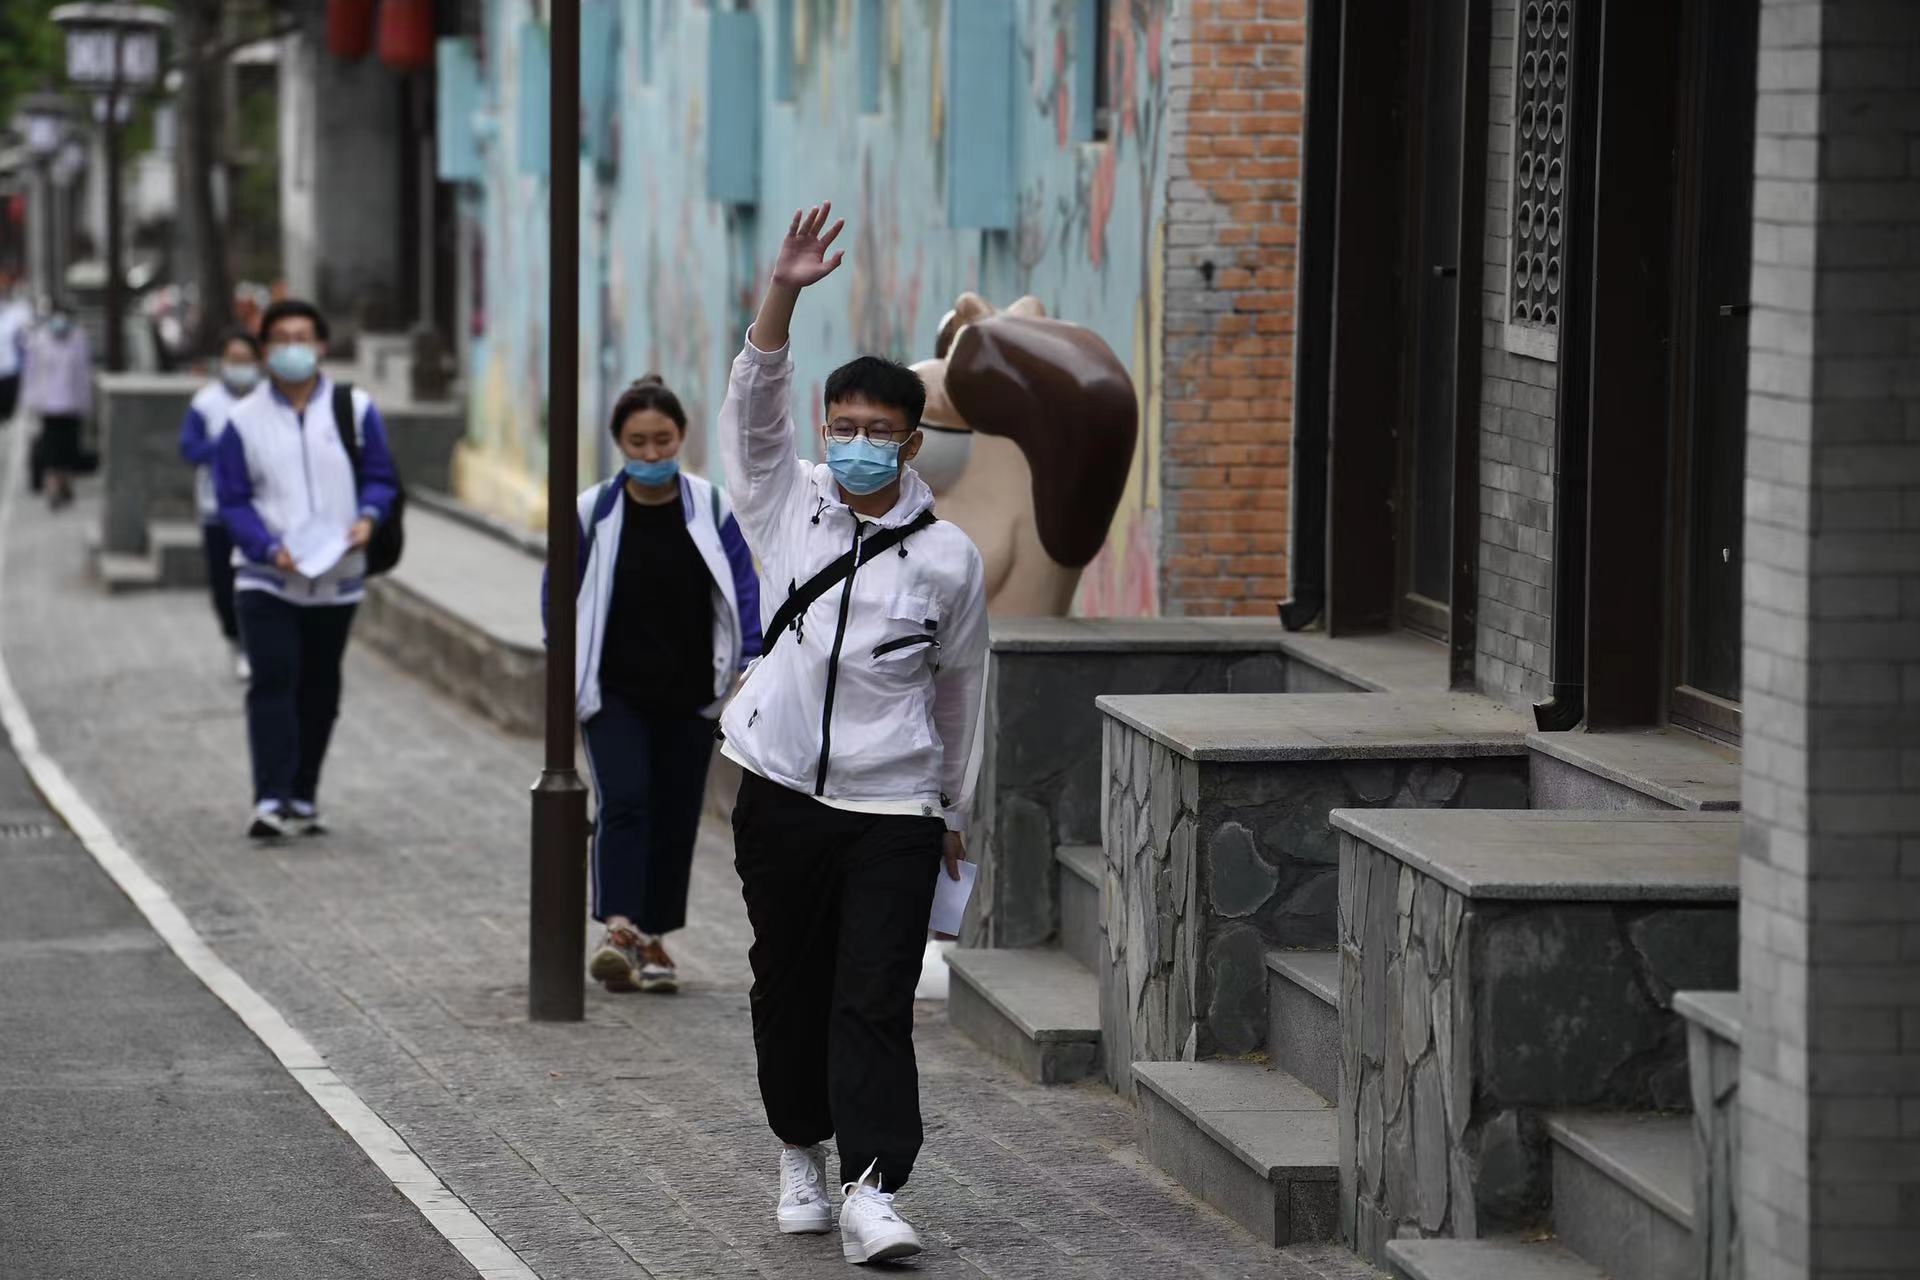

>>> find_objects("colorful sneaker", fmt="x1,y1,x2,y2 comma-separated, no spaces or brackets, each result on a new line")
839,1161,922,1265
247,802,290,840
776,1144,832,1234
288,800,326,836
637,936,679,993
587,925,643,992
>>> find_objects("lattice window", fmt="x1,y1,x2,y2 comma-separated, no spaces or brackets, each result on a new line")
1507,0,1572,359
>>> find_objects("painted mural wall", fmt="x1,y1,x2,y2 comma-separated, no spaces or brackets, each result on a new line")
466,0,1170,615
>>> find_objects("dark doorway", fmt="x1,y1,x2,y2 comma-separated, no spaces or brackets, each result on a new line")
1399,0,1469,638
1669,0,1759,738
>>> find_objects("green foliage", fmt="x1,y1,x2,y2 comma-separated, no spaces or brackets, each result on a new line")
0,0,65,126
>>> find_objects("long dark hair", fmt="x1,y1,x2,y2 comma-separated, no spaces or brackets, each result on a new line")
609,375,687,437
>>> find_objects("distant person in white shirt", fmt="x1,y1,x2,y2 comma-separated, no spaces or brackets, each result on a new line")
718,203,988,1266
179,329,264,681
0,274,30,425
20,303,93,511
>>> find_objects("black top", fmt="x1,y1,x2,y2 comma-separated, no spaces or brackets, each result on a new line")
598,488,714,713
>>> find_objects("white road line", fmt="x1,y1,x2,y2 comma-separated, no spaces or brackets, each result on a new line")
0,419,539,1280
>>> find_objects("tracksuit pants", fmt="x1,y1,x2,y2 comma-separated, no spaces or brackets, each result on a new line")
201,521,239,642
580,695,714,932
732,768,945,1191
236,592,356,808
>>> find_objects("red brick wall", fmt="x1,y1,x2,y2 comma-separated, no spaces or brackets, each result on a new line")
1159,0,1305,615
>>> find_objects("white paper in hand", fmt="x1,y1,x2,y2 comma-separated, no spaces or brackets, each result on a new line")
282,518,350,579
929,859,978,937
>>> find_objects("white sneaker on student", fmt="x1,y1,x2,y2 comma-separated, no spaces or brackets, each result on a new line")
232,646,251,683
776,1144,832,1234
838,1161,922,1265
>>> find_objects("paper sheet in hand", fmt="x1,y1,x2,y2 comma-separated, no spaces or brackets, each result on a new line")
283,520,350,579
929,859,978,937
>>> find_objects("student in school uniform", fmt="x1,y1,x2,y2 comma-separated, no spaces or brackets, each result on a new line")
717,203,989,1266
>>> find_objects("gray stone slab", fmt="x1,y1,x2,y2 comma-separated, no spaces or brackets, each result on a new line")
1097,693,1530,763
1674,989,1742,1046
944,947,1099,1042
947,968,1100,1085
1057,853,1104,974
385,503,545,651
1329,809,1740,901
1386,1237,1606,1280
1547,1111,1695,1228
1268,958,1341,1102
1132,1060,1336,1176
1528,728,1741,812
1552,1142,1692,1280
1267,948,1340,1008
1056,843,1103,887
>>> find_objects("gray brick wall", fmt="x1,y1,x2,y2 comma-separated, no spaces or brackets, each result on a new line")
1739,3,1920,1277
1475,0,1557,708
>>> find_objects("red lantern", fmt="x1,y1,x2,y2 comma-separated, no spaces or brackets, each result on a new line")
378,0,436,72
326,0,376,60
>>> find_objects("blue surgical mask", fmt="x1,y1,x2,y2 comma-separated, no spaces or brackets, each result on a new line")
623,457,680,486
48,314,72,338
826,437,903,496
267,343,318,383
221,362,261,395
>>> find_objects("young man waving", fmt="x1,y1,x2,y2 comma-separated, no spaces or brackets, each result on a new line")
718,203,987,1266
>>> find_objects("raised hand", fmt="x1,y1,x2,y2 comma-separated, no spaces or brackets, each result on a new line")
771,203,846,291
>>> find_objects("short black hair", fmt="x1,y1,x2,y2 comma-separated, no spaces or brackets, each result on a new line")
257,298,330,345
609,374,688,437
219,327,262,358
824,356,926,429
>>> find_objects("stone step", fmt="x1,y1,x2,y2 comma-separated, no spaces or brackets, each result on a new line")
1386,1236,1606,1280
94,550,162,594
1548,1112,1694,1280
1132,1059,1337,1245
945,947,1099,1084
1265,949,1339,1100
1529,728,1740,813
1056,845,1103,972
152,519,208,586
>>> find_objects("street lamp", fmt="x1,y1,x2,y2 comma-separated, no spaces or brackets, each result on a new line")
15,94,74,308
529,0,587,1022
51,2,171,372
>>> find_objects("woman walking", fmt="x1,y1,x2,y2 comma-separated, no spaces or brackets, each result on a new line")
21,306,92,510
179,330,264,680
557,376,761,993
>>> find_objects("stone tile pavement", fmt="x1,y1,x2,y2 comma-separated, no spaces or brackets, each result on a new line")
1,483,1382,1280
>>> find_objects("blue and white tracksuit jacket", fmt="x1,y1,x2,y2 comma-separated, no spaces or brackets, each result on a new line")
178,380,242,523
542,471,763,723
211,377,399,607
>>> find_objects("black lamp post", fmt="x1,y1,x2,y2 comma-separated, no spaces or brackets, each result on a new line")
51,2,169,373
528,0,586,1023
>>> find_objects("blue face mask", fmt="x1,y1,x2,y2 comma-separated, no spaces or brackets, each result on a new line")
826,437,903,496
221,362,261,395
623,456,680,486
267,343,319,383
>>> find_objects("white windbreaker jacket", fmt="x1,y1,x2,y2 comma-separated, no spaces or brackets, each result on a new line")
717,335,988,833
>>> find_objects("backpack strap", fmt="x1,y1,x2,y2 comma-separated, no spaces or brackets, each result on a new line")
761,509,937,657
332,382,363,484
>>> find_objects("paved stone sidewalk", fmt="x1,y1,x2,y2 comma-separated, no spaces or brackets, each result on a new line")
1,484,1379,1280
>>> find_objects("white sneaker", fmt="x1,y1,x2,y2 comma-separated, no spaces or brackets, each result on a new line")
247,802,290,840
838,1161,922,1264
776,1144,832,1234
232,647,251,682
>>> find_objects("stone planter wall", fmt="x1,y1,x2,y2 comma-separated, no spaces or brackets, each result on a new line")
1681,996,1741,1280
1337,834,1739,1262
1098,720,1530,1090
969,641,1298,947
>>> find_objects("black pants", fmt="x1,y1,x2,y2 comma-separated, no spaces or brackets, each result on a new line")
201,522,239,642
0,374,17,422
581,694,714,932
732,769,944,1191
236,592,356,808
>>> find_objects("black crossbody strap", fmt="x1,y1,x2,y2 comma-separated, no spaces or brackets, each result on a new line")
762,509,936,656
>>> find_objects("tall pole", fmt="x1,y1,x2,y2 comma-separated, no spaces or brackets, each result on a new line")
529,0,587,1023
103,26,126,371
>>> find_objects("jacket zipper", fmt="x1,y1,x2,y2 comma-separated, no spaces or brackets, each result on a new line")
814,518,865,796
872,633,939,659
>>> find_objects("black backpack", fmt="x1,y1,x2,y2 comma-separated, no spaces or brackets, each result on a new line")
332,382,405,576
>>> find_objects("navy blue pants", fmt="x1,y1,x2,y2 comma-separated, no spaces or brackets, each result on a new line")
201,522,239,642
581,695,714,933
236,592,356,808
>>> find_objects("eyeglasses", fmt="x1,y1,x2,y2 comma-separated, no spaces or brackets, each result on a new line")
824,417,916,445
